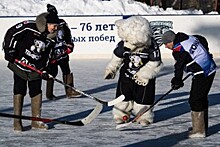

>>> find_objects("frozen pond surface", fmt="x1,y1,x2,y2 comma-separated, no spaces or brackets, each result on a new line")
0,59,220,147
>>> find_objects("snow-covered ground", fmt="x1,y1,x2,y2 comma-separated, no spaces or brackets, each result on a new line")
0,0,215,16
0,59,220,147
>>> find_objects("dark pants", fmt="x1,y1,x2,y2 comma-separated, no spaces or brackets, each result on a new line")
47,59,71,77
13,73,42,97
116,77,156,105
189,72,215,111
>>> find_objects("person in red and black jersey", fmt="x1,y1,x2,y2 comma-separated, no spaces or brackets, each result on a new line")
2,11,59,131
45,4,81,100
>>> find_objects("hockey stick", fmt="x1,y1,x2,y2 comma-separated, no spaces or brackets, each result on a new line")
116,73,192,129
15,59,125,106
0,103,103,126
50,49,70,64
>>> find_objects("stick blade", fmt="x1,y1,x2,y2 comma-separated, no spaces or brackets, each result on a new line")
107,95,125,106
67,121,84,126
81,103,103,125
116,122,132,129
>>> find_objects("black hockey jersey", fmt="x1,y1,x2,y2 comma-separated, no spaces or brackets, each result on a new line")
114,39,162,80
3,20,55,72
50,19,74,62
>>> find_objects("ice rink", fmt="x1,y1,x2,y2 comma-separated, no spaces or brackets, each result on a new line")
0,58,220,147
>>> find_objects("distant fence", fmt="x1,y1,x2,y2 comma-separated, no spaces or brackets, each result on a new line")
0,15,220,59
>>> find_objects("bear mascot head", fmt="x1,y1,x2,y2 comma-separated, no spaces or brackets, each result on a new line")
115,16,152,51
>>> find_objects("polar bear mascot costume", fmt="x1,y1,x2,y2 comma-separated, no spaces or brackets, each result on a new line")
104,16,163,126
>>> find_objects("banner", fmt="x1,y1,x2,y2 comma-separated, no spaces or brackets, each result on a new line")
0,15,219,59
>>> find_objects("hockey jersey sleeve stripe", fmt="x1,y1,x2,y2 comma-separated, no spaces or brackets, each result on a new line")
9,28,41,48
173,44,182,52
186,60,195,67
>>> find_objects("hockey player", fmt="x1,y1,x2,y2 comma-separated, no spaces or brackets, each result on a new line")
2,12,59,131
162,30,216,138
45,4,81,99
104,16,163,126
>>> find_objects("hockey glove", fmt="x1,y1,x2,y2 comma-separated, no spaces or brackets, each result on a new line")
4,49,16,63
66,48,72,54
66,44,74,53
171,77,184,90
41,71,50,80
